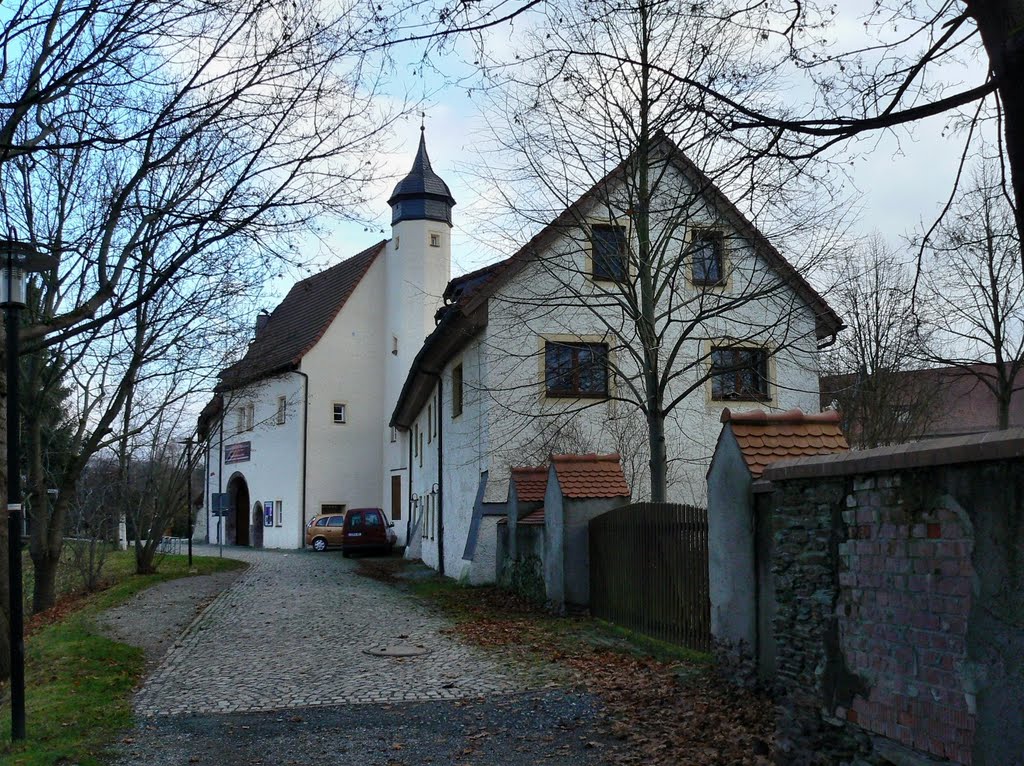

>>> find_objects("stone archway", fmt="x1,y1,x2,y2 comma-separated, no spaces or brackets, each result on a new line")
252,502,264,549
227,473,250,547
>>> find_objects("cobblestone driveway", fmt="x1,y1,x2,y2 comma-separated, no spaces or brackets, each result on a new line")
133,547,529,717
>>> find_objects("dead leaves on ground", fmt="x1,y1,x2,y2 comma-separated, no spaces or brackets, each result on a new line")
357,559,773,765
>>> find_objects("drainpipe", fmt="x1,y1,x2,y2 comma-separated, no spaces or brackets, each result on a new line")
218,409,224,558
435,377,444,577
406,431,413,545
295,370,310,548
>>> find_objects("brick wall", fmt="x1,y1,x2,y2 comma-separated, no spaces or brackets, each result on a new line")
837,474,974,764
759,431,1024,766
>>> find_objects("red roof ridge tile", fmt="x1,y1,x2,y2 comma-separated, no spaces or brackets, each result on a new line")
550,452,622,464
720,407,842,425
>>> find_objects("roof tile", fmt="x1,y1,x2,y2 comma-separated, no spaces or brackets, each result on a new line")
218,241,386,390
722,408,849,478
550,453,630,499
510,466,549,502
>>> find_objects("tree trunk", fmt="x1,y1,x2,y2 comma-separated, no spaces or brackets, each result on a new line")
968,0,1024,246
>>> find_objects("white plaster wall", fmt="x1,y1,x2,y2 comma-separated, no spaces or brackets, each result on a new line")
479,160,821,507
383,220,451,544
407,385,441,570
202,372,306,549
302,254,388,523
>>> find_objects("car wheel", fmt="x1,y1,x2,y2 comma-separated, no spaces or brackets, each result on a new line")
312,537,327,552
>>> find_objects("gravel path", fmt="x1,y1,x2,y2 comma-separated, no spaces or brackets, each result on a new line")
94,568,245,668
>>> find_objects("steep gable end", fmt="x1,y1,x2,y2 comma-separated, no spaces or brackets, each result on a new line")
218,240,387,390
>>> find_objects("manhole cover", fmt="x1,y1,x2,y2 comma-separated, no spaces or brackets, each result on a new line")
362,643,431,658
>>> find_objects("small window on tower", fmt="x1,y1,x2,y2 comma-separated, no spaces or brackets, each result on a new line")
394,236,400,250
392,336,398,356
430,233,441,248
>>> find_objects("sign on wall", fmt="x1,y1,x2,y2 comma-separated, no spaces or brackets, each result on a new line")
211,492,229,516
264,500,274,527
224,442,251,464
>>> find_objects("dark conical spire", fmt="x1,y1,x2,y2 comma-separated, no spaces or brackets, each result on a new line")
387,127,456,226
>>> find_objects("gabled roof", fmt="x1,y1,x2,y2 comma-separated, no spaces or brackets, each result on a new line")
446,132,841,337
510,466,549,502
551,453,630,499
720,408,848,479
217,241,386,391
391,134,842,428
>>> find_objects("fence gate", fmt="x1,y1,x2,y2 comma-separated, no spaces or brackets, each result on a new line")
589,502,710,651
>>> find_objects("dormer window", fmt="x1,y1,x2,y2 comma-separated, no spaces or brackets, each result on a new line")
591,224,627,281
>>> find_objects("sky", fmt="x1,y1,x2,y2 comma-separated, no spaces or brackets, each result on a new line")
268,3,991,306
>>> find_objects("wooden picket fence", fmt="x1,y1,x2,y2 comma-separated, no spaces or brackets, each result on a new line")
589,502,710,651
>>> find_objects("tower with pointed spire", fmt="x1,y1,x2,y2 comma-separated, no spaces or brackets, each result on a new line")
383,128,454,507
387,126,456,226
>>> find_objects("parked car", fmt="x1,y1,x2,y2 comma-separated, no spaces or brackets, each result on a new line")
305,508,396,555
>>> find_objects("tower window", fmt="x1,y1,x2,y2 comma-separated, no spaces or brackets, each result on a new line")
430,233,441,248
392,336,398,355
394,236,400,250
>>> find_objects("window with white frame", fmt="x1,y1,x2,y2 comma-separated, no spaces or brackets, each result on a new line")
429,233,441,248
390,426,398,443
332,402,347,424
276,396,287,425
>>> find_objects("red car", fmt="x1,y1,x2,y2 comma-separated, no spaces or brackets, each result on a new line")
342,507,396,556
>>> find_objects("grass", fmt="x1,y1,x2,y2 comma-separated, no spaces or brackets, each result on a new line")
1,551,246,766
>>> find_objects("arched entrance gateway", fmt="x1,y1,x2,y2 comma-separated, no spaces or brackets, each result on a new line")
226,473,250,546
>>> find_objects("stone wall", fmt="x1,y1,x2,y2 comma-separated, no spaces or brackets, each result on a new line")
760,430,1024,766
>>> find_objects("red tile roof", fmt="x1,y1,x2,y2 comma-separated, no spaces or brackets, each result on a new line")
721,408,849,478
551,453,630,499
218,241,386,390
510,466,548,502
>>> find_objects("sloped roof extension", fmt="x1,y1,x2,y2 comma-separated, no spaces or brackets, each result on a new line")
721,407,849,478
217,241,387,391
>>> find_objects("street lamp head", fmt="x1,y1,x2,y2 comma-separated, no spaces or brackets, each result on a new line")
0,236,56,308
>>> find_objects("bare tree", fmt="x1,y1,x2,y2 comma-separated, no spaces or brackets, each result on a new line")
917,157,1024,429
820,236,939,447
469,0,843,502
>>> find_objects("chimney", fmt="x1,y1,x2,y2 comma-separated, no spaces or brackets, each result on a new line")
255,310,270,335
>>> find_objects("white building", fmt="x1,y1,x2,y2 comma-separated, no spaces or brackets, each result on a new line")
198,131,841,575
390,135,842,582
198,129,454,549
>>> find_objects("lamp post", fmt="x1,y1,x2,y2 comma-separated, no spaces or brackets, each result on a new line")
2,234,55,741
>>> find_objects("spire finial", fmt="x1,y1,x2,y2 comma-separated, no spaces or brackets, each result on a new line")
420,111,425,132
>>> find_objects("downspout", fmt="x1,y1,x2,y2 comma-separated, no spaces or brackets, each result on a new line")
218,411,224,557
435,376,444,577
296,370,310,548
406,430,413,545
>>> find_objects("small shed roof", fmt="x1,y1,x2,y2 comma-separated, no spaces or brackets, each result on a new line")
721,408,849,478
551,453,630,499
510,466,548,502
